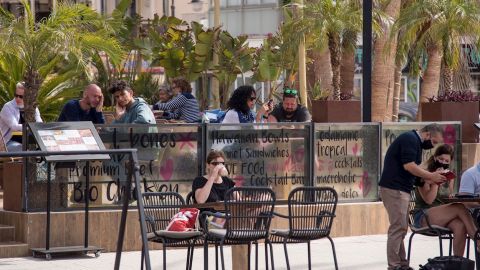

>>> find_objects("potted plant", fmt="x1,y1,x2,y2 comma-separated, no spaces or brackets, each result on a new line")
310,81,361,123
421,91,480,143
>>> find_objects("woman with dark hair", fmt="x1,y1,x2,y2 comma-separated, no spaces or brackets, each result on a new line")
222,85,271,123
413,144,478,256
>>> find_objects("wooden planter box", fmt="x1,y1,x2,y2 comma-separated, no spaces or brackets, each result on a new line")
421,101,479,143
312,100,362,123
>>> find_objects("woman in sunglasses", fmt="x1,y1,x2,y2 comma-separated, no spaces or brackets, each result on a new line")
222,85,271,123
192,150,235,203
413,144,479,256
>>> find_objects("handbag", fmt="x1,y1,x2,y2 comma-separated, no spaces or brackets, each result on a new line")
166,208,200,232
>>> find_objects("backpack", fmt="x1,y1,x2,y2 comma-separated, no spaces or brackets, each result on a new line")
419,256,474,270
204,109,227,123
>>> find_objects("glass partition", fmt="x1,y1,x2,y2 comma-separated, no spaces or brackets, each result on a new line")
381,122,462,196
206,123,311,200
313,123,380,202
26,124,203,211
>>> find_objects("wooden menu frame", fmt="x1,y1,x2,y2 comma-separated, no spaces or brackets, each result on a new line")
29,122,110,161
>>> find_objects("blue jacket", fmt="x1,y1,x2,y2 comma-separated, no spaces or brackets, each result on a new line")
112,98,155,124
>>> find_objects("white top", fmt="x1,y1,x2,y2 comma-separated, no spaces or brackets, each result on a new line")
222,110,240,124
0,99,42,142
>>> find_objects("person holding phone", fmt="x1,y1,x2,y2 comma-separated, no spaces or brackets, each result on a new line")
192,150,235,204
222,85,270,124
108,80,155,124
413,144,479,257
262,88,311,123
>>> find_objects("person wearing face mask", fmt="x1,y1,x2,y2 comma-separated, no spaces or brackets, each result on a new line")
413,144,479,257
379,123,447,270
0,82,42,152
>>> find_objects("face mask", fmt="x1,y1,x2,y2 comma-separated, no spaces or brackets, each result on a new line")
434,160,449,170
421,139,434,150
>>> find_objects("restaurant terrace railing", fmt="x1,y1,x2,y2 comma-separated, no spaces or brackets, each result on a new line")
19,121,461,212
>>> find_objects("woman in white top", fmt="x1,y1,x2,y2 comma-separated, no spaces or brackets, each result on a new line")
222,85,271,123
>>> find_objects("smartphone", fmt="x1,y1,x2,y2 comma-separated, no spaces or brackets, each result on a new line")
441,171,456,180
267,99,273,107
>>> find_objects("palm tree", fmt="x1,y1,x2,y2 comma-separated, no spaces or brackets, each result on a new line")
371,0,402,122
300,0,362,100
0,1,123,122
394,0,480,118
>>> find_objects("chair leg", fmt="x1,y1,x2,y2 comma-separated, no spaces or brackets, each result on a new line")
215,244,219,270
283,238,290,270
438,235,444,256
327,236,339,270
466,237,471,259
407,232,415,262
204,240,209,270
219,240,226,270
447,235,453,256
186,246,191,270
268,240,275,270
141,244,145,270
253,242,258,270
264,240,270,270
163,242,167,270
307,241,311,270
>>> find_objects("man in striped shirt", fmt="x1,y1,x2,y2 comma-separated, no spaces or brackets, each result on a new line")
155,77,200,123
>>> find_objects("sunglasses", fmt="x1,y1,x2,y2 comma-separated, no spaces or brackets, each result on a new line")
14,94,23,99
210,161,225,166
284,89,298,96
249,96,257,101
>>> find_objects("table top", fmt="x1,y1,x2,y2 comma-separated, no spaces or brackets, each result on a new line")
441,196,480,203
11,131,22,136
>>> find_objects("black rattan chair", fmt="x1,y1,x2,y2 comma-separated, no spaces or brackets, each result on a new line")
141,192,203,270
270,186,339,270
407,190,454,261
202,187,276,270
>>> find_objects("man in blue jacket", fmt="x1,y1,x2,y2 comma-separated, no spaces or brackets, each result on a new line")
58,84,105,123
109,80,155,124
379,123,447,270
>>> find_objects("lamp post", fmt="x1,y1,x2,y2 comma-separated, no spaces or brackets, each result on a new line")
171,0,175,17
362,0,372,122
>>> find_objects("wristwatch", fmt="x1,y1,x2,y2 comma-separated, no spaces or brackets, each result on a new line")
262,114,269,119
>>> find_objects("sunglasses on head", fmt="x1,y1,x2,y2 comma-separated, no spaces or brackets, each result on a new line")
210,161,225,166
284,89,298,96
14,94,23,99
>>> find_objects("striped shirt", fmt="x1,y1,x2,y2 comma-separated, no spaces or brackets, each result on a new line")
154,93,200,123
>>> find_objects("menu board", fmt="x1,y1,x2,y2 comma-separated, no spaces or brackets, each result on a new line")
29,122,109,161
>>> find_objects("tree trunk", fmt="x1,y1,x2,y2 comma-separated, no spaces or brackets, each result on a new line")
312,49,333,96
340,49,355,96
416,43,442,120
23,68,42,123
442,65,454,93
328,33,342,100
371,0,402,122
392,64,402,122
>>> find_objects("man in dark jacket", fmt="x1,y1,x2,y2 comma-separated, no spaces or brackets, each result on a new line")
58,84,105,123
379,124,447,270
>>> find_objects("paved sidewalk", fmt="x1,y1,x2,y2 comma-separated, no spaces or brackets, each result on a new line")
0,234,475,270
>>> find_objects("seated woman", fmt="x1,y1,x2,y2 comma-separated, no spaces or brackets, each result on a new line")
154,77,200,123
222,85,271,124
414,144,479,256
192,150,234,203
